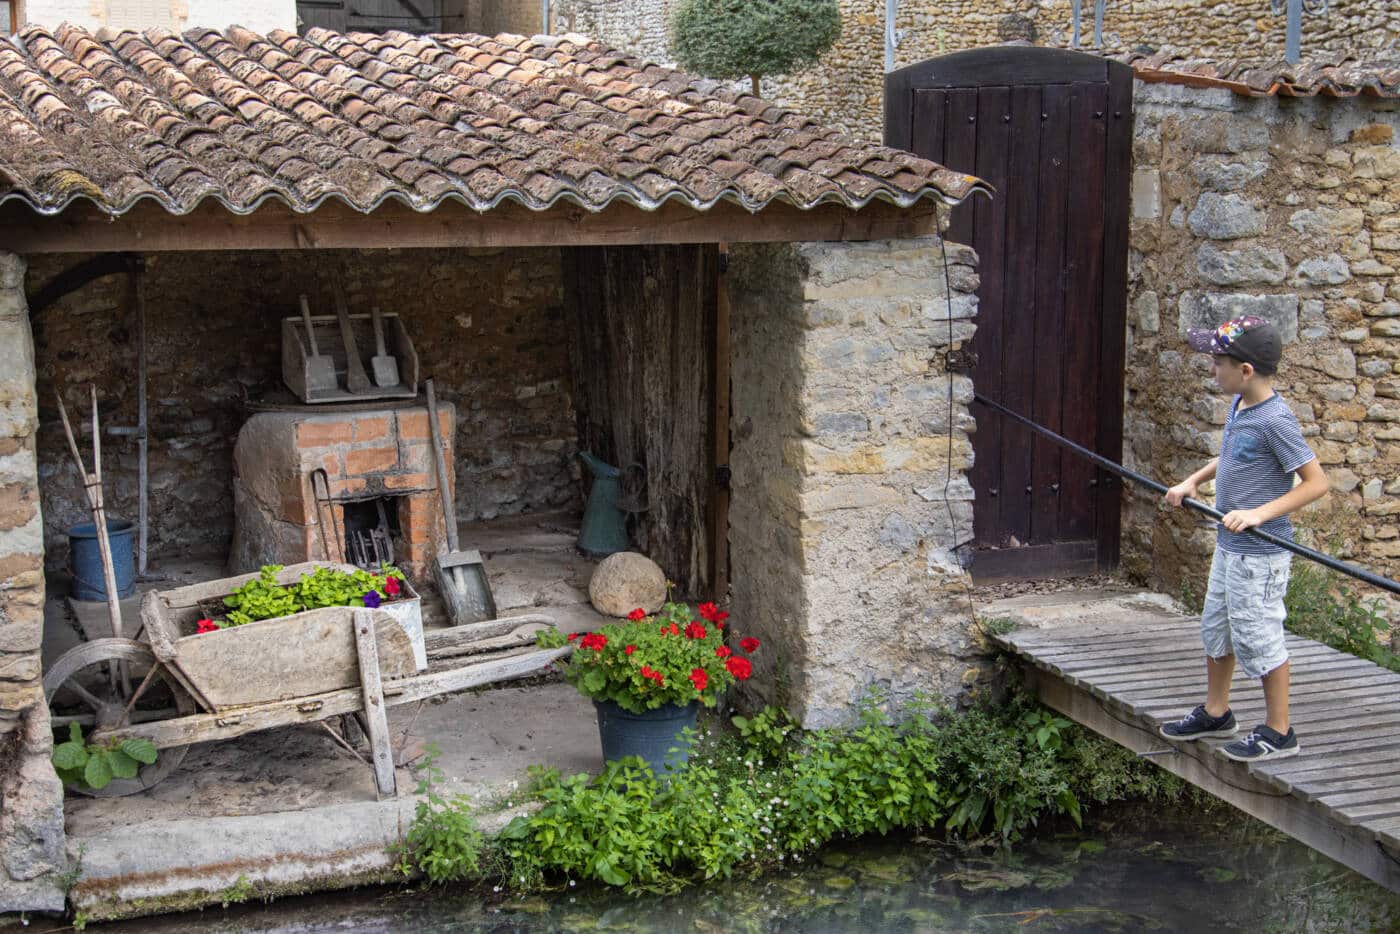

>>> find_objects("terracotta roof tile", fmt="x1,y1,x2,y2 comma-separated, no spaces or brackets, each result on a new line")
0,25,987,216
1119,51,1400,99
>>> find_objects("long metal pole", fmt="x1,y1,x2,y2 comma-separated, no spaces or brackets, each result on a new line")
1094,0,1104,47
1071,0,1082,48
972,393,1400,598
1285,0,1302,63
884,0,897,72
541,0,549,35
133,260,148,576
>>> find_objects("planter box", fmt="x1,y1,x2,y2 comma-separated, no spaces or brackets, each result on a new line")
140,562,423,711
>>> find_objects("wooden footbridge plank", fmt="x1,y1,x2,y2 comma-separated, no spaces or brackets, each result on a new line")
993,619,1400,893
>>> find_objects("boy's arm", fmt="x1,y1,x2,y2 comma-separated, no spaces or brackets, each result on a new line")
1219,459,1329,532
1165,458,1218,506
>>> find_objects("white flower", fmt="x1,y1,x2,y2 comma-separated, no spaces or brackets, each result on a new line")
492,886,501,893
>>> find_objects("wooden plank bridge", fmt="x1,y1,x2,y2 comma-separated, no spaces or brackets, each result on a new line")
993,616,1400,893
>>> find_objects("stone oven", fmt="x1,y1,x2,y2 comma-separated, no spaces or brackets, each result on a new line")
229,404,454,581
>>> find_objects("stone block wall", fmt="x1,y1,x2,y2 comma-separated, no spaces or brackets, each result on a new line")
1125,83,1400,596
727,236,981,727
27,247,575,571
0,252,65,914
555,0,1397,142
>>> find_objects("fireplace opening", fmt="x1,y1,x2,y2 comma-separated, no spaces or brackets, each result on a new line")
342,496,403,570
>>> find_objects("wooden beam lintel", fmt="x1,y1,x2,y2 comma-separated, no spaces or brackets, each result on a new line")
0,198,941,254
1019,664,1400,895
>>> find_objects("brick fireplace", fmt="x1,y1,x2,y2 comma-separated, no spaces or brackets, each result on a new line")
230,404,455,580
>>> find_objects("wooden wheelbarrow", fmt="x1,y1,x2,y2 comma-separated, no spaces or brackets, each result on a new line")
43,587,570,799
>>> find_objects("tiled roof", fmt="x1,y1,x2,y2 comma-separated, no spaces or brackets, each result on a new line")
1120,51,1400,99
0,25,988,217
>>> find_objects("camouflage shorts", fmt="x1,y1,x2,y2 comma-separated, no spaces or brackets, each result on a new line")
1200,546,1292,678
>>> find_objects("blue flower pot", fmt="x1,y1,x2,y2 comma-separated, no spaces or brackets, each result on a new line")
593,698,699,778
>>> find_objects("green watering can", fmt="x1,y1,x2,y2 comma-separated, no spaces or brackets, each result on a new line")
578,451,631,557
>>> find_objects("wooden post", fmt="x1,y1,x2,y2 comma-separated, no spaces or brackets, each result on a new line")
711,243,731,600
353,609,397,799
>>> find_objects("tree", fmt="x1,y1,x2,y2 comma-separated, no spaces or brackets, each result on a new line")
668,0,842,98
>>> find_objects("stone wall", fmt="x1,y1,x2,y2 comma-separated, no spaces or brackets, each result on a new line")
26,248,576,571
1125,83,1400,596
554,0,1399,142
727,236,982,727
0,252,66,914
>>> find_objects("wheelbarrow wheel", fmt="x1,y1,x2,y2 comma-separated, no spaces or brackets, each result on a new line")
43,638,195,797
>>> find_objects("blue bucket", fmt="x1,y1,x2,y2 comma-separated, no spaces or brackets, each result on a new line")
67,519,136,601
594,699,699,778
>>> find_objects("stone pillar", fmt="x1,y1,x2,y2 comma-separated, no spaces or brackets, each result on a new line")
728,237,981,728
0,253,66,913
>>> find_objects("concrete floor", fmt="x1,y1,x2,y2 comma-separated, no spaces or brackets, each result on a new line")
40,511,610,919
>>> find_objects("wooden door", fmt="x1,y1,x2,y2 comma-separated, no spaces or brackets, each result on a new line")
885,48,1132,583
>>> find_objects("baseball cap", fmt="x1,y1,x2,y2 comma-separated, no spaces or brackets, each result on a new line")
1186,315,1282,374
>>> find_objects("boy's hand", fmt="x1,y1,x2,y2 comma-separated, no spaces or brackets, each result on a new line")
1164,481,1197,507
1220,508,1267,532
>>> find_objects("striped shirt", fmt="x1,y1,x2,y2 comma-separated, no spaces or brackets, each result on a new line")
1215,392,1317,555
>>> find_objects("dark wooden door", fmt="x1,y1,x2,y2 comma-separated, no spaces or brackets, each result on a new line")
298,0,449,34
885,48,1132,583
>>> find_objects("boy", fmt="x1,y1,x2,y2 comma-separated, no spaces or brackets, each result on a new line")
1159,315,1329,761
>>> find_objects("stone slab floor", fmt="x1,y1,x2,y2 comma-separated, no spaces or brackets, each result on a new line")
37,510,609,919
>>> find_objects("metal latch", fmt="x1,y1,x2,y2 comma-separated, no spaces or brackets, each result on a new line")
945,348,977,373
715,464,731,489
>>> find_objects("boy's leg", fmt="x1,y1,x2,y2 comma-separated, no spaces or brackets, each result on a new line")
1205,653,1235,718
1222,552,1296,762
1262,661,1290,734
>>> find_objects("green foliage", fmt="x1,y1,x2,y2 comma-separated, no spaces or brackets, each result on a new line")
393,744,484,884
218,875,255,908
52,722,158,792
977,616,1020,637
537,602,758,713
489,691,1181,893
215,563,408,629
669,0,841,93
1285,559,1399,671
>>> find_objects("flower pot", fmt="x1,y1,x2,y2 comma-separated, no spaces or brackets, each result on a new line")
593,698,699,777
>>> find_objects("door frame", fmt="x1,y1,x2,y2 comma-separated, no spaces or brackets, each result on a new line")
885,47,1133,581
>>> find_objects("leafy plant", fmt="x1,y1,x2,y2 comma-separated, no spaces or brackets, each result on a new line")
730,705,795,760
51,722,158,792
1285,559,1398,671
208,563,408,631
393,744,484,884
669,0,841,96
536,602,758,713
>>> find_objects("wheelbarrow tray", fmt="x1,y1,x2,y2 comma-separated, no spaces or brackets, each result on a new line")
140,562,419,712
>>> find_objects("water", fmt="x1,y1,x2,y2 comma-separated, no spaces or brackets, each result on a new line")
100,802,1400,932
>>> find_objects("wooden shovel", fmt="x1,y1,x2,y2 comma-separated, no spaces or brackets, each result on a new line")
369,307,399,388
333,284,371,393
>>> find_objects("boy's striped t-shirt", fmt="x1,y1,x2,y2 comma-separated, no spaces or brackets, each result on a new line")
1215,392,1317,556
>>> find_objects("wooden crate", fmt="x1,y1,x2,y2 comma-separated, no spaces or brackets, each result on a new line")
282,312,420,403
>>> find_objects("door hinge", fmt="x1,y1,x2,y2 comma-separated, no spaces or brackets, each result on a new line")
715,464,731,488
718,251,730,274
944,347,977,373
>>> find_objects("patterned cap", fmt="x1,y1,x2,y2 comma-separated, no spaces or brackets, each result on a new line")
1186,316,1282,373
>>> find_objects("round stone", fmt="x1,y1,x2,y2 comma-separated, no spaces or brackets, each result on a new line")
589,552,666,618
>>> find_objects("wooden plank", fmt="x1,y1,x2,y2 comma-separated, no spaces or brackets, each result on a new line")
1001,619,1199,648
0,197,942,255
353,609,397,799
1063,643,1341,680
996,84,1043,549
1058,81,1108,543
909,89,946,165
1336,801,1400,824
1029,82,1071,547
942,88,981,247
971,540,1098,584
1121,672,1398,706
1018,663,1400,893
1094,61,1133,570
1092,655,1381,692
711,241,731,601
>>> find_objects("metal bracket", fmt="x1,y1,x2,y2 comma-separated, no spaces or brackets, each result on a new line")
715,464,732,489
945,347,978,373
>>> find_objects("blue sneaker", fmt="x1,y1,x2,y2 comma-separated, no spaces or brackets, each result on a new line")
1222,724,1299,762
1159,704,1237,741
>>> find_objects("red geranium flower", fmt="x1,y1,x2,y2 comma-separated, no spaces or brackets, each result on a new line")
196,618,218,634
383,576,401,597
625,644,637,656
567,632,579,642
581,632,608,651
627,608,646,621
689,668,708,691
725,656,752,680
640,665,664,685
697,602,720,622
684,621,708,640
669,623,681,636
740,637,761,654
715,645,732,658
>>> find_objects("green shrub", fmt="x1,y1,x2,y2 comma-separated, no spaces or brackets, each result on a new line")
394,745,484,884
1285,559,1398,671
669,0,841,95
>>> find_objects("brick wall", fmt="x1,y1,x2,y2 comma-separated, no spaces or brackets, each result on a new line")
0,252,66,914
27,247,576,571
